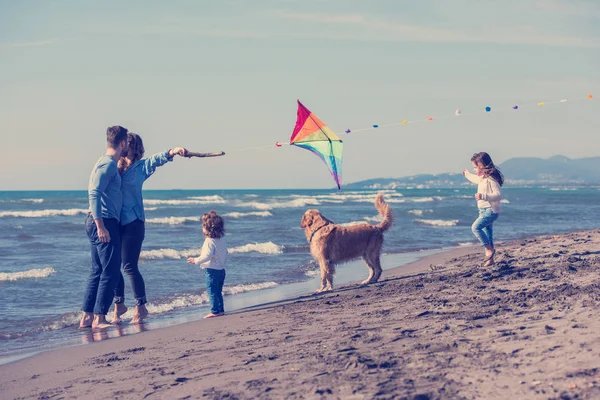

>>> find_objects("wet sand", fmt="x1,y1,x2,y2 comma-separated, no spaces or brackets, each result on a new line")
2,230,600,399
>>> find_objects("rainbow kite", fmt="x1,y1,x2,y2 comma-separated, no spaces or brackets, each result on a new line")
290,100,343,190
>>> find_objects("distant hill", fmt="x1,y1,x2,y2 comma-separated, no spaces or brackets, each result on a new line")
345,156,600,189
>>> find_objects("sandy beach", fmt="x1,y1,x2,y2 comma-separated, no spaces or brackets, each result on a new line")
2,230,600,399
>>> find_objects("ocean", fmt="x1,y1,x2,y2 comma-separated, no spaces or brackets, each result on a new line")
1,187,599,364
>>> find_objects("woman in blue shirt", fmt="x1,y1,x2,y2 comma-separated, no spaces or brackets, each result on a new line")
113,132,187,324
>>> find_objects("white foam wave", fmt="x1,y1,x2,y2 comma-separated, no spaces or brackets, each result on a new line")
145,293,209,315
22,198,44,203
408,196,443,203
145,207,158,211
458,242,475,247
224,281,278,295
236,198,320,210
408,209,433,216
340,221,369,227
414,219,459,227
500,199,510,204
41,312,80,332
144,196,226,206
186,195,227,203
229,242,284,254
304,270,319,277
363,215,383,223
118,282,279,318
0,209,88,218
145,216,201,225
0,267,56,282
140,247,201,260
222,211,273,218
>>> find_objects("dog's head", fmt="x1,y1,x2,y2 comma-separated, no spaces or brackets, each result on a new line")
300,209,323,228
301,210,334,240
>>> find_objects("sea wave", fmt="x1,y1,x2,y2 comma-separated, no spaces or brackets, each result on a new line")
144,196,226,206
22,198,45,204
408,209,433,216
0,209,88,218
236,198,321,210
0,267,56,282
224,281,279,295
222,211,273,218
458,242,475,246
414,219,459,227
116,282,278,317
501,199,510,204
304,270,319,277
186,195,227,203
11,281,280,336
229,242,284,254
139,247,201,260
145,216,201,225
408,196,443,203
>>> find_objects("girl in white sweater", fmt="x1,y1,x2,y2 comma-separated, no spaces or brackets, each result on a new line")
187,211,228,318
463,152,504,266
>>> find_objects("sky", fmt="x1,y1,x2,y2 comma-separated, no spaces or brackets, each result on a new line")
1,0,599,190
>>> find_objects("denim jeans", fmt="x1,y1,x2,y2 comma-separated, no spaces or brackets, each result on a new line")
82,214,122,315
114,219,147,306
205,268,226,314
471,207,499,248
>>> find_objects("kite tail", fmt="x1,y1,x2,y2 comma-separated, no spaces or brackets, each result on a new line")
374,193,393,232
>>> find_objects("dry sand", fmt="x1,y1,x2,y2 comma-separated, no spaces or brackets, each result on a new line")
2,230,600,400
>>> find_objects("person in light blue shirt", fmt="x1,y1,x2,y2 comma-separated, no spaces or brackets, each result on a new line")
112,132,188,324
81,126,129,329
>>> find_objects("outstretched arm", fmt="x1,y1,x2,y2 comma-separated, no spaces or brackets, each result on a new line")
142,147,188,180
463,170,481,184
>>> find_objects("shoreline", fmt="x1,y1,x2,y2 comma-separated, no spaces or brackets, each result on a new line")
0,245,472,367
2,230,600,399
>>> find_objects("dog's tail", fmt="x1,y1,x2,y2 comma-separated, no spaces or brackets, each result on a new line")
374,192,393,232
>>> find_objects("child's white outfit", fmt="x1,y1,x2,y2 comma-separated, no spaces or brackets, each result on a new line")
191,237,228,315
464,171,502,213
464,172,502,248
192,237,228,270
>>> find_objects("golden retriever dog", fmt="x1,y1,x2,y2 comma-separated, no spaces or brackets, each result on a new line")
300,192,393,292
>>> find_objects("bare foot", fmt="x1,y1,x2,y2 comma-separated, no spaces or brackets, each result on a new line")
112,303,128,323
131,304,148,324
79,312,93,328
92,314,112,329
203,313,222,319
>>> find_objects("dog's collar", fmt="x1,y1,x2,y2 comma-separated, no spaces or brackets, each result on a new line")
309,224,330,243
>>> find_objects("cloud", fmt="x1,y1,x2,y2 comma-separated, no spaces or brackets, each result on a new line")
272,10,365,24
0,40,54,50
271,10,600,47
533,0,600,18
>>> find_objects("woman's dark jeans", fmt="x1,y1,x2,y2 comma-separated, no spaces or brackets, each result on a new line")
82,215,122,315
114,219,147,306
205,268,226,314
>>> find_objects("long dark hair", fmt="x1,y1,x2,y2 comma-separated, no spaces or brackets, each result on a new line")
471,152,504,186
118,133,145,174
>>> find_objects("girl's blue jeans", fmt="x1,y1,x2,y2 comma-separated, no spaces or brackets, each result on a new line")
205,268,226,314
471,208,499,248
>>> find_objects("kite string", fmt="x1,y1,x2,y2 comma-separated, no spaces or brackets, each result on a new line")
219,94,594,153
343,95,593,135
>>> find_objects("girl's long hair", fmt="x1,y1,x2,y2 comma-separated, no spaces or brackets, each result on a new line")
471,152,504,186
118,133,145,174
